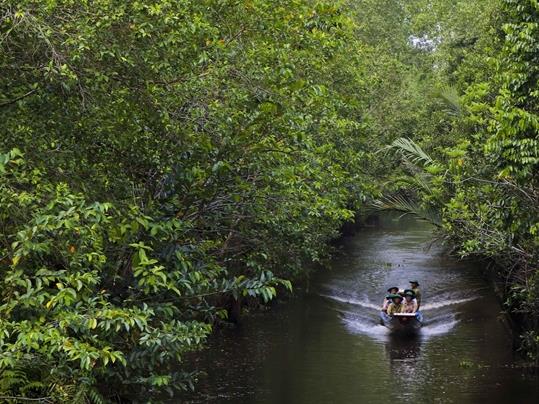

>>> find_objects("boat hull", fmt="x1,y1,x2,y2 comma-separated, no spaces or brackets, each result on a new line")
380,312,423,333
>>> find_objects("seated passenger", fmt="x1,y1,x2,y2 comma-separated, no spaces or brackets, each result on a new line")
382,286,399,312
386,294,404,316
402,290,418,313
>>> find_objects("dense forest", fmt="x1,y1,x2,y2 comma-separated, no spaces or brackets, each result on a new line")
0,0,537,402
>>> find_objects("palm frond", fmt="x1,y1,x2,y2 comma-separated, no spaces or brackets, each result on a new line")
385,137,434,167
410,172,432,194
372,194,442,227
434,85,462,117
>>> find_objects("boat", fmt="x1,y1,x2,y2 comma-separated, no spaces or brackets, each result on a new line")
380,312,423,333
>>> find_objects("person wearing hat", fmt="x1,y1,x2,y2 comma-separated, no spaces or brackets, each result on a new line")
381,287,399,313
409,281,421,309
402,289,418,313
386,294,404,316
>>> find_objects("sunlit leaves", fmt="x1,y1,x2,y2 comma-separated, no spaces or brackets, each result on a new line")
0,0,376,399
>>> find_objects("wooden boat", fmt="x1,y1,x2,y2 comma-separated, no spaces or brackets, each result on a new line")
380,312,423,333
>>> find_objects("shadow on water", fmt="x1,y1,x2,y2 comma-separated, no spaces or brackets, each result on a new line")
179,214,539,404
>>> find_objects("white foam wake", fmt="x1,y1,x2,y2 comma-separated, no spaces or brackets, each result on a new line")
322,293,479,312
421,319,459,336
320,293,381,311
421,296,478,310
321,291,468,340
342,318,389,339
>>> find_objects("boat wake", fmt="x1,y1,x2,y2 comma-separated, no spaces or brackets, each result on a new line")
421,296,478,310
321,290,477,341
344,320,390,338
319,293,381,311
420,319,459,336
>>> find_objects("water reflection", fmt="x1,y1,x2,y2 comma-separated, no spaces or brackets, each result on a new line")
180,215,539,404
386,334,422,362
385,334,423,391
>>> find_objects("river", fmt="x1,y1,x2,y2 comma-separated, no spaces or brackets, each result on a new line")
180,215,539,403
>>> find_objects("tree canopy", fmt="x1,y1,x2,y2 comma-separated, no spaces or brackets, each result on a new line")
1,0,538,402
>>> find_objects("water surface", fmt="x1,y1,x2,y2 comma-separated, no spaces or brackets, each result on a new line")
182,215,539,404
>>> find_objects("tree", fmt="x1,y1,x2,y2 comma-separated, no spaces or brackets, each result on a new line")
0,0,375,400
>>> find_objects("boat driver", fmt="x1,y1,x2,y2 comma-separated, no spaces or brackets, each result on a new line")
409,280,421,309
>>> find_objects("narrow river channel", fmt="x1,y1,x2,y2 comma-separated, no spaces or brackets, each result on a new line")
181,215,539,403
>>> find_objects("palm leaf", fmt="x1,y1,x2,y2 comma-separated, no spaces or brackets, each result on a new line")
434,85,462,117
385,137,434,167
372,194,442,227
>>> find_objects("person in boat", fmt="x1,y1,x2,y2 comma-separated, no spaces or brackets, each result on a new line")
381,286,399,313
409,281,421,309
386,294,404,316
402,290,418,313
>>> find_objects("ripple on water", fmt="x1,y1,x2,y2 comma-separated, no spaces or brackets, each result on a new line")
320,290,479,341
180,215,539,404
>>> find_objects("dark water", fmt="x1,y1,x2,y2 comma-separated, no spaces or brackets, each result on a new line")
181,215,539,404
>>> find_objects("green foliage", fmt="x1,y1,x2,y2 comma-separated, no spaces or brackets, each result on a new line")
385,138,434,166
0,0,377,400
4,0,537,399
382,0,539,363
